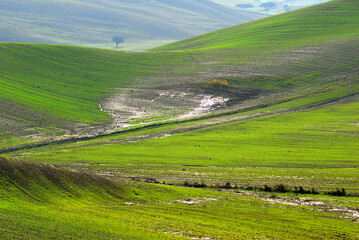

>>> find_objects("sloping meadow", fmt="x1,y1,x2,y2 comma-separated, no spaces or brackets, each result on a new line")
1,0,359,238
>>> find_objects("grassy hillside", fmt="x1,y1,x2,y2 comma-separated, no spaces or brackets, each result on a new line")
0,0,265,50
1,156,358,239
0,155,134,203
1,0,358,152
0,43,184,123
1,0,359,238
13,93,359,192
153,0,359,51
0,43,196,148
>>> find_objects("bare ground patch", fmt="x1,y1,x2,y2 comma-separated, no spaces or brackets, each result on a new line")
233,190,359,222
99,87,232,131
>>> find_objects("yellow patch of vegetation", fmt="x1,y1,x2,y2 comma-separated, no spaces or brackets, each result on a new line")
203,79,230,88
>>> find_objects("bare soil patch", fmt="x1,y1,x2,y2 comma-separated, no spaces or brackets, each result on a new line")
100,87,234,130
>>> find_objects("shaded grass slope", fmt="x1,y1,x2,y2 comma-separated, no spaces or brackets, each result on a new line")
0,155,133,204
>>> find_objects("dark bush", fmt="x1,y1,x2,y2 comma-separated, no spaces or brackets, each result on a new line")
183,181,207,188
131,177,159,183
262,185,272,192
144,177,159,183
273,183,290,193
293,186,311,194
193,182,207,188
311,188,319,194
225,181,232,189
327,188,346,196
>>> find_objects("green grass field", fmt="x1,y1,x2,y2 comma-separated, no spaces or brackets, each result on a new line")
1,156,359,239
13,94,359,192
0,44,192,123
1,0,358,149
0,43,196,149
1,0,359,238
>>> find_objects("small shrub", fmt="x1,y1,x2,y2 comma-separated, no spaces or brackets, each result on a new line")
131,177,159,183
183,181,207,188
294,186,311,194
225,181,232,189
144,177,159,183
215,182,223,188
273,183,290,193
327,188,346,196
193,182,207,188
311,188,319,194
184,181,191,187
342,188,346,196
262,185,273,192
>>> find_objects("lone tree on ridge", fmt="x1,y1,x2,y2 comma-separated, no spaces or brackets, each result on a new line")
112,36,124,48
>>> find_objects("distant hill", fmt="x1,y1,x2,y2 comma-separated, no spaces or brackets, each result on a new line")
152,0,359,51
213,0,330,15
0,0,266,50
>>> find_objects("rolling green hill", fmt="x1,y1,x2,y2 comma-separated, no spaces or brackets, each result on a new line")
0,43,185,123
0,43,195,148
153,0,359,51
0,0,265,50
1,0,358,152
1,0,359,238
